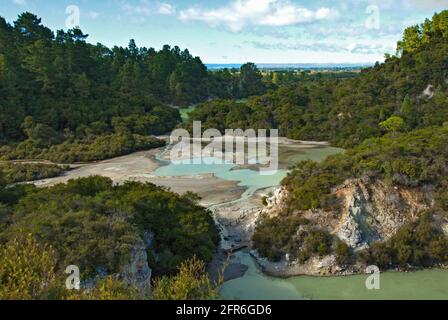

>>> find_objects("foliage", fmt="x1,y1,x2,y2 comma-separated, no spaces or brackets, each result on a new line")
302,230,333,258
0,232,218,300
1,9,448,299
281,126,448,214
2,133,165,163
66,277,141,300
187,11,448,149
254,125,448,266
152,256,219,300
397,11,448,54
239,62,266,97
0,176,219,278
0,233,144,300
252,215,310,262
361,213,448,268
0,234,57,300
0,162,68,183
0,13,188,146
334,240,351,265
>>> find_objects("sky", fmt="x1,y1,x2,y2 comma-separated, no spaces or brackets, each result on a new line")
1,0,447,63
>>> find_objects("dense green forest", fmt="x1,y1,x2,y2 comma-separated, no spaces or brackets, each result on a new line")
254,126,448,264
0,12,222,299
0,13,273,163
0,13,188,140
252,11,448,268
0,13,183,161
0,12,360,165
1,9,448,299
0,162,68,183
187,11,448,149
0,175,219,299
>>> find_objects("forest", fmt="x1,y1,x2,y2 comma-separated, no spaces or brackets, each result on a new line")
0,13,272,163
187,11,448,149
0,175,220,299
0,12,275,300
0,12,360,164
1,9,448,299
252,11,448,269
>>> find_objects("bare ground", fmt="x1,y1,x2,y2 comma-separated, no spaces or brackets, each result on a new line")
32,147,245,206
28,139,335,281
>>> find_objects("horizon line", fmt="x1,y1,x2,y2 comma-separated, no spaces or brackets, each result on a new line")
204,62,375,65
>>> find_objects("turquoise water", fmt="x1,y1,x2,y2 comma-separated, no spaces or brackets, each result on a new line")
220,252,304,300
155,157,287,193
154,146,448,300
221,252,448,300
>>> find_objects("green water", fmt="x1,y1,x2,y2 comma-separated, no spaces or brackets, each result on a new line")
220,252,448,300
154,157,287,194
154,146,448,300
179,106,197,122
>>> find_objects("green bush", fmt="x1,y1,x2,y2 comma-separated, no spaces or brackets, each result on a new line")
0,163,68,183
2,133,165,163
362,213,448,268
0,176,219,277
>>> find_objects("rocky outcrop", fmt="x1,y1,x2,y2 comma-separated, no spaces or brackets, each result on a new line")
121,231,154,296
262,187,289,218
263,179,431,250
83,232,153,295
254,178,433,276
121,242,152,296
251,250,361,277
335,179,431,250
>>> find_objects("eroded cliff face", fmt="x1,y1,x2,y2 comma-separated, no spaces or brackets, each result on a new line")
262,178,432,250
263,187,289,217
335,179,432,250
255,178,435,276
84,233,153,296
121,231,154,297
121,242,152,296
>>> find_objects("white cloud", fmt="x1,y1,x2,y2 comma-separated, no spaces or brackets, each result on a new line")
406,0,447,9
179,0,339,32
157,3,175,15
122,0,176,18
13,0,27,5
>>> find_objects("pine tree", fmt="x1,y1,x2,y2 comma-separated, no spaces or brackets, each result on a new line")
400,95,417,128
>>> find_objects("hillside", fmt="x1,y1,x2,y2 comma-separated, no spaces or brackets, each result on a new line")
187,11,448,148
0,175,219,299
251,11,448,273
0,13,271,164
1,9,447,300
254,126,448,274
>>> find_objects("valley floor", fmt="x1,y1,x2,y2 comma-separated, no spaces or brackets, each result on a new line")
29,138,347,281
32,147,245,206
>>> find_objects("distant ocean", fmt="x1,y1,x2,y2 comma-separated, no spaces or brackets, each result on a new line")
205,63,374,70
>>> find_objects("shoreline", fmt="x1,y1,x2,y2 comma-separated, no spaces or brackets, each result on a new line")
256,256,448,279
22,141,448,282
30,147,246,206
23,139,348,281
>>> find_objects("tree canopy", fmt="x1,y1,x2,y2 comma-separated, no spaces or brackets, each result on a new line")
251,11,448,269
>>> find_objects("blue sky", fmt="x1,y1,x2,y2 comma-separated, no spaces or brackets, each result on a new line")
1,0,446,63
